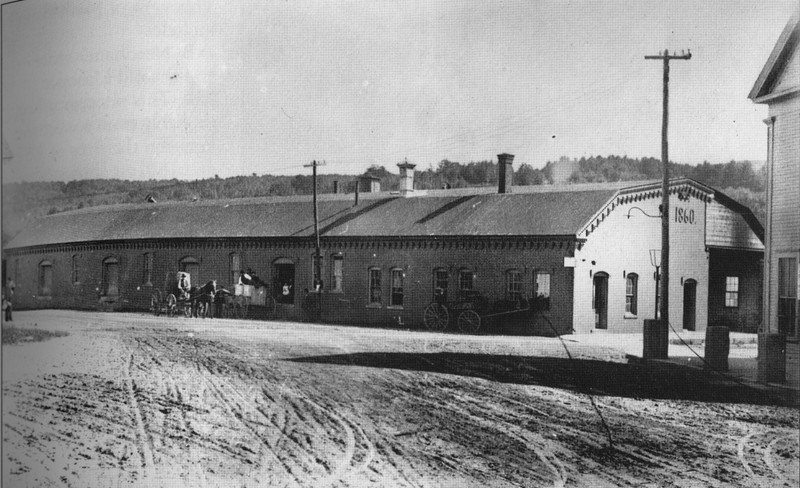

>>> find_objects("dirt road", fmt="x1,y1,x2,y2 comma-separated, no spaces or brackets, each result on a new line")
3,311,798,487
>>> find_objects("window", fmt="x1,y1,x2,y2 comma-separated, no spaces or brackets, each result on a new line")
433,268,448,302
778,258,797,338
331,254,343,292
458,269,474,299
102,257,120,296
534,271,551,311
39,261,53,296
625,273,638,315
368,268,382,305
143,253,153,285
230,253,241,286
725,276,739,308
390,268,404,307
72,254,80,284
506,269,522,301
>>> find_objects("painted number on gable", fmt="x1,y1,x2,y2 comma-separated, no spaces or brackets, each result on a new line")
674,207,695,224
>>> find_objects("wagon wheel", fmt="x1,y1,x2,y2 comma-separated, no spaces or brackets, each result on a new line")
166,294,177,317
423,303,450,331
264,296,277,318
457,310,481,333
150,291,162,316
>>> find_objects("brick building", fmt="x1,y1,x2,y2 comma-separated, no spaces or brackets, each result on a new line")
2,155,763,335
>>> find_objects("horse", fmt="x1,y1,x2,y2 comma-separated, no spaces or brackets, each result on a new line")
190,280,217,318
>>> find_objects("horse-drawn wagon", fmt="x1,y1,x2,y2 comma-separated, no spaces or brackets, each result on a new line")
150,272,217,318
218,283,276,319
423,290,531,333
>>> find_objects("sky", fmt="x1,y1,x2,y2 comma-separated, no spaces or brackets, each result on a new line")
1,0,797,183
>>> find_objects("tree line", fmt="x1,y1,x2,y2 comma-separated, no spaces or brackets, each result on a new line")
2,156,765,245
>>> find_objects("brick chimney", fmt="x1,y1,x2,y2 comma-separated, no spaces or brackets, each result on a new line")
497,153,514,194
397,159,416,196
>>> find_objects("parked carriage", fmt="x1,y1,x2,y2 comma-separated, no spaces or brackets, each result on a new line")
219,283,276,319
150,272,217,318
422,290,531,333
150,272,192,317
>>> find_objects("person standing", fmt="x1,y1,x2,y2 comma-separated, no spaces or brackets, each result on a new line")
4,277,15,322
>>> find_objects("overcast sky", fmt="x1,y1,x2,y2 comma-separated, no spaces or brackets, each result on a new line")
1,0,797,183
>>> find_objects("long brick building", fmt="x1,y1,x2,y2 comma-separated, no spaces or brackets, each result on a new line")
3,156,763,335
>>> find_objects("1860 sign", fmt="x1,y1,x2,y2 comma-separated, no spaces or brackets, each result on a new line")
674,207,695,224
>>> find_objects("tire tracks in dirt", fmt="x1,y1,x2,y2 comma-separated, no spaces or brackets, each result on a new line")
122,353,156,474
738,429,800,488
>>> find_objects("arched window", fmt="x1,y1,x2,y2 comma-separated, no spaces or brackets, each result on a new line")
390,268,404,307
368,267,382,305
432,268,448,302
102,257,120,297
458,268,475,299
39,260,53,296
229,253,241,286
533,270,551,311
72,254,80,284
506,269,523,301
331,254,344,293
142,252,153,285
626,273,638,316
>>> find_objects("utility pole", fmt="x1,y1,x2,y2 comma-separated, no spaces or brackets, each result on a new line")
304,160,326,315
644,49,690,358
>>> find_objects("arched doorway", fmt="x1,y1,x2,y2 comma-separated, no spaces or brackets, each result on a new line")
179,256,200,285
593,272,609,329
273,258,295,304
683,279,697,331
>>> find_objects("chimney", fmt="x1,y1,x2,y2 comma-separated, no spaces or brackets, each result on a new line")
333,180,339,194
497,153,514,194
397,159,416,196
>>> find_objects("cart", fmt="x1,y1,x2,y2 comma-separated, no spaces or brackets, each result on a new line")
150,272,193,318
221,284,276,319
423,291,530,333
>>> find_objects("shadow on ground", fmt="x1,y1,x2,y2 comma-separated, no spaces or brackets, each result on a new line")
290,352,794,406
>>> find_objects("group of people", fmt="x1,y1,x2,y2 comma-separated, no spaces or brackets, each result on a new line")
2,277,15,322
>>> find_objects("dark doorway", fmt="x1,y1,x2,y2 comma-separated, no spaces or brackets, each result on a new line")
594,272,609,329
180,257,200,285
683,279,697,331
273,259,295,304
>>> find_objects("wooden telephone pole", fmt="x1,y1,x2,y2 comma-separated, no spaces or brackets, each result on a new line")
305,160,326,315
644,49,691,358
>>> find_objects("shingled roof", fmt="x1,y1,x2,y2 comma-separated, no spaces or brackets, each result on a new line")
6,184,628,249
6,179,763,250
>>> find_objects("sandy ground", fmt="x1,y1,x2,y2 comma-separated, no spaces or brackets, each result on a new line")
2,310,798,488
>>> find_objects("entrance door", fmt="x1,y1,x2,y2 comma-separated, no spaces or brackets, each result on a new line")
273,259,295,304
683,279,697,331
593,273,609,329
